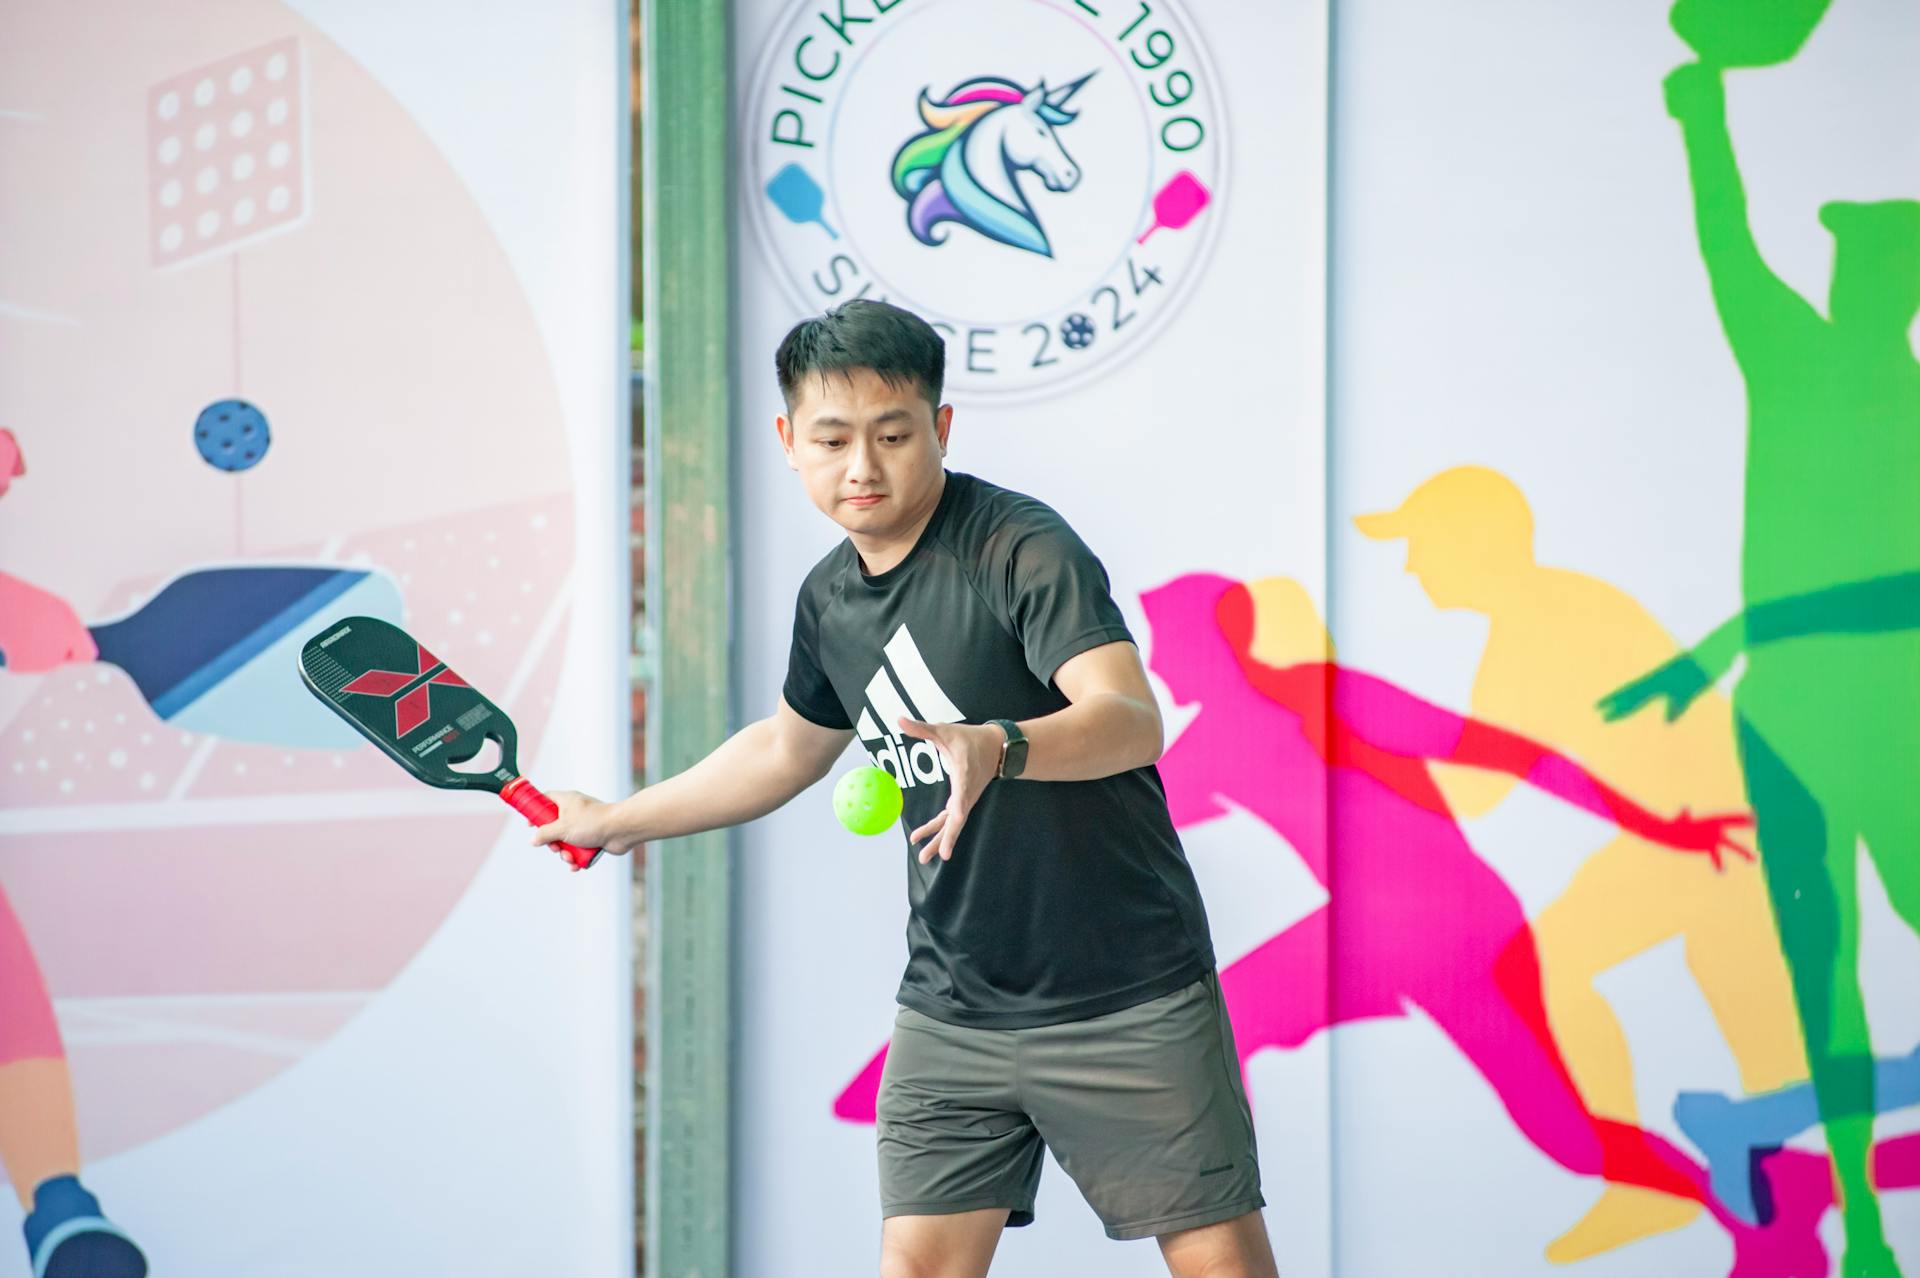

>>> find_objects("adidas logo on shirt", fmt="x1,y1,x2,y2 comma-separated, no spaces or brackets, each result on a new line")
854,624,965,791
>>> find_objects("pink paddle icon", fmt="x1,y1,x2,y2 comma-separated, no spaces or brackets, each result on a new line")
1138,171,1212,243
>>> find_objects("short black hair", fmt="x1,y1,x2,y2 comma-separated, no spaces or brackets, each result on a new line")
774,299,945,414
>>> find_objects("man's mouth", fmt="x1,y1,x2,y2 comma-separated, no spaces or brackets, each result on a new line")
845,494,885,508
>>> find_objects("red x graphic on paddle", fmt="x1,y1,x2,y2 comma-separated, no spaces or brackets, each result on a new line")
340,644,469,737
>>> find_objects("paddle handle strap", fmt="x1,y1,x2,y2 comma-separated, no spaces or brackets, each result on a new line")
501,777,603,871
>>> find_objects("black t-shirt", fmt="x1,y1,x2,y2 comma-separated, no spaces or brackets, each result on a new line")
783,471,1216,1028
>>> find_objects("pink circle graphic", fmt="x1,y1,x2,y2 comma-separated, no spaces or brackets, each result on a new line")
0,1,579,1167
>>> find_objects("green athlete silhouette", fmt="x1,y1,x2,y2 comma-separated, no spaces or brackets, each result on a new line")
1605,25,1920,1274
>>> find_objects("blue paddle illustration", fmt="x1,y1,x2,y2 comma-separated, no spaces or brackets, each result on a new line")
1,564,402,748
766,163,839,239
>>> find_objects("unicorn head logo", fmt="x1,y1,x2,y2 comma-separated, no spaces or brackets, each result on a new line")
889,73,1093,258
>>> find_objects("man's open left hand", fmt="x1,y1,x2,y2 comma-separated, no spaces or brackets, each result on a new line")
898,717,1003,865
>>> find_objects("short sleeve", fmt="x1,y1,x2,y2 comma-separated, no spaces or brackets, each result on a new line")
782,584,853,730
1002,516,1135,687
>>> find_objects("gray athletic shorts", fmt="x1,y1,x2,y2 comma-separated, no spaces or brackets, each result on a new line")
875,971,1265,1241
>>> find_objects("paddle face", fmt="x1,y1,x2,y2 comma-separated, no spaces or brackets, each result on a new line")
766,162,838,238
1151,171,1211,232
0,564,402,748
298,615,519,792
1670,0,1829,67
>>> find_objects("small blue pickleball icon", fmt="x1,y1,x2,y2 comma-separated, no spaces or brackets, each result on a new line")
194,399,271,473
766,164,839,239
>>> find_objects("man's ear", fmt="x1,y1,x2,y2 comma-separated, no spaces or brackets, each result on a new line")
776,414,799,470
934,404,953,456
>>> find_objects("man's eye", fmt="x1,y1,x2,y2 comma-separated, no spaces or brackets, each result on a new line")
881,435,901,444
820,439,844,449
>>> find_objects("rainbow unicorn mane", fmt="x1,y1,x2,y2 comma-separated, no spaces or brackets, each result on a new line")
888,74,1089,258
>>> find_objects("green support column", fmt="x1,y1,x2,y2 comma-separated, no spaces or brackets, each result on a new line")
639,0,732,1273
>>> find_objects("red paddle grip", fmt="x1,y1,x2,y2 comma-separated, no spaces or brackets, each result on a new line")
501,778,603,871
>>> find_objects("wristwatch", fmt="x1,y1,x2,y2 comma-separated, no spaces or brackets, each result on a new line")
989,718,1028,780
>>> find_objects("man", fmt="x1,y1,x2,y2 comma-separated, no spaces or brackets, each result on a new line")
1355,465,1804,1254
532,300,1277,1277
1658,50,1920,1278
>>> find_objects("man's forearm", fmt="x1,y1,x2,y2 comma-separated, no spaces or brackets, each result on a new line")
1449,721,1652,837
1680,572,1920,680
1688,613,1746,677
1747,572,1920,646
1015,693,1162,783
607,715,823,844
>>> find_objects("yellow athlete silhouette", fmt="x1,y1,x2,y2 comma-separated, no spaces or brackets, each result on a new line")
1358,466,1805,1263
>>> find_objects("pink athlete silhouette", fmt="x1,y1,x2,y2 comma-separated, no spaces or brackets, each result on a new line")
0,428,147,1272
0,548,94,1080
0,428,102,1079
832,571,1920,1274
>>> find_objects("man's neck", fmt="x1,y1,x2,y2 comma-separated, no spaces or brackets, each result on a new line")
852,472,947,576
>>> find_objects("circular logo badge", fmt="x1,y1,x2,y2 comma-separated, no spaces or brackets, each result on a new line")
747,0,1228,402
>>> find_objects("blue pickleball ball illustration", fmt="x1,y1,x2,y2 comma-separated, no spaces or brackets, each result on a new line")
194,399,271,472
1060,313,1095,350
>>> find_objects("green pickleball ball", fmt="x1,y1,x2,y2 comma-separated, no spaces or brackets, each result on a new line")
834,765,903,836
